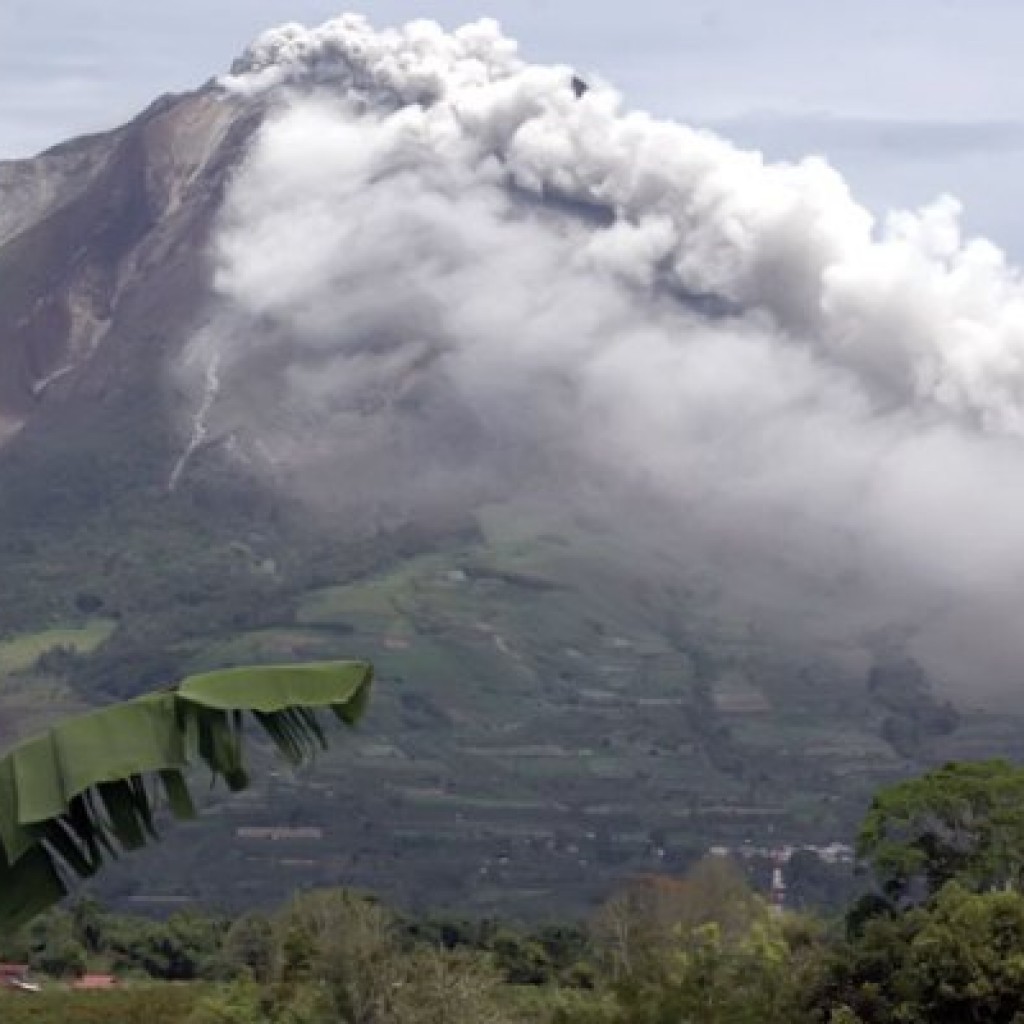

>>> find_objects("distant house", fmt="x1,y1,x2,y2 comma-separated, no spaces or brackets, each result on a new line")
0,964,28,984
0,964,39,992
71,974,118,990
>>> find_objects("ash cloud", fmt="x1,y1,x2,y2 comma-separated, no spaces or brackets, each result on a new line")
180,14,1024,698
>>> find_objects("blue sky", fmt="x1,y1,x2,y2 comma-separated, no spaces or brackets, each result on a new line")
3,0,1024,253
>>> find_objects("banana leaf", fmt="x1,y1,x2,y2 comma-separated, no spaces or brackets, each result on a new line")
0,659,372,932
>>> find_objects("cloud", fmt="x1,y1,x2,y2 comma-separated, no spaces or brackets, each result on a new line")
180,14,1024,697
705,113,1024,161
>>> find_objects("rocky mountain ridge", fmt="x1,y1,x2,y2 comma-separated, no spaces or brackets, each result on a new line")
0,86,252,447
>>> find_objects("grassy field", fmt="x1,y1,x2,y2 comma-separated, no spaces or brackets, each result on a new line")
0,984,206,1024
0,619,117,675
0,621,119,746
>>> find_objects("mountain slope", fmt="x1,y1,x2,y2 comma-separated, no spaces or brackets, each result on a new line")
0,88,252,444
2,16,1024,917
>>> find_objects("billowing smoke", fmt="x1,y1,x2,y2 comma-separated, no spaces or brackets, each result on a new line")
179,14,1024,698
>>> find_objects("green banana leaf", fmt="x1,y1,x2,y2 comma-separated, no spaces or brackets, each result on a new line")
0,659,373,932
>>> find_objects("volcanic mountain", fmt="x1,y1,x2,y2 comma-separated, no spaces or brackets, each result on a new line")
2,15,1023,915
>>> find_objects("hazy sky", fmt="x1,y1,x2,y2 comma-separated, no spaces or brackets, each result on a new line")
2,1,1024,252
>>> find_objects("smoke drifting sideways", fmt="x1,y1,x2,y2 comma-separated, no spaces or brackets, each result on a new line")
179,13,1024,700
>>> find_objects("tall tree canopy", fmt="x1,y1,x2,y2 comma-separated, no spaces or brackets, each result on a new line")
857,759,1024,907
0,660,372,931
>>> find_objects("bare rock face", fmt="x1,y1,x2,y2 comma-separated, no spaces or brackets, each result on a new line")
0,86,255,445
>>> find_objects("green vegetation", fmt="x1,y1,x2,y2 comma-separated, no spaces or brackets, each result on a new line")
0,621,117,676
0,985,204,1024
824,883,1024,1023
857,759,1024,908
10,764,1024,1024
0,661,372,930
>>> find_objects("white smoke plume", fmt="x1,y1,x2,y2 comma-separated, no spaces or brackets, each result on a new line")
180,14,1024,698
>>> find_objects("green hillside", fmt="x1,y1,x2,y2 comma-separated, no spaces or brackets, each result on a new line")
0,405,1017,918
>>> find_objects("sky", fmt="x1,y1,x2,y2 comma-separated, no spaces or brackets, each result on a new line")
2,1,1024,254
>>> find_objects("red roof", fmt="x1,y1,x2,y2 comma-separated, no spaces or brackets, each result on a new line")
72,974,118,990
0,966,33,992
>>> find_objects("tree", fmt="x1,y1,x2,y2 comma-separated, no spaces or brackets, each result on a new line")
0,659,373,931
186,977,267,1024
223,911,276,982
856,759,1024,908
582,858,818,1024
26,909,87,977
271,888,404,1022
818,884,1024,1023
391,948,515,1024
592,857,763,983
266,889,522,1024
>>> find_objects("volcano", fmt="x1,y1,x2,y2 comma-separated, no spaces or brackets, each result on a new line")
1,15,1023,915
